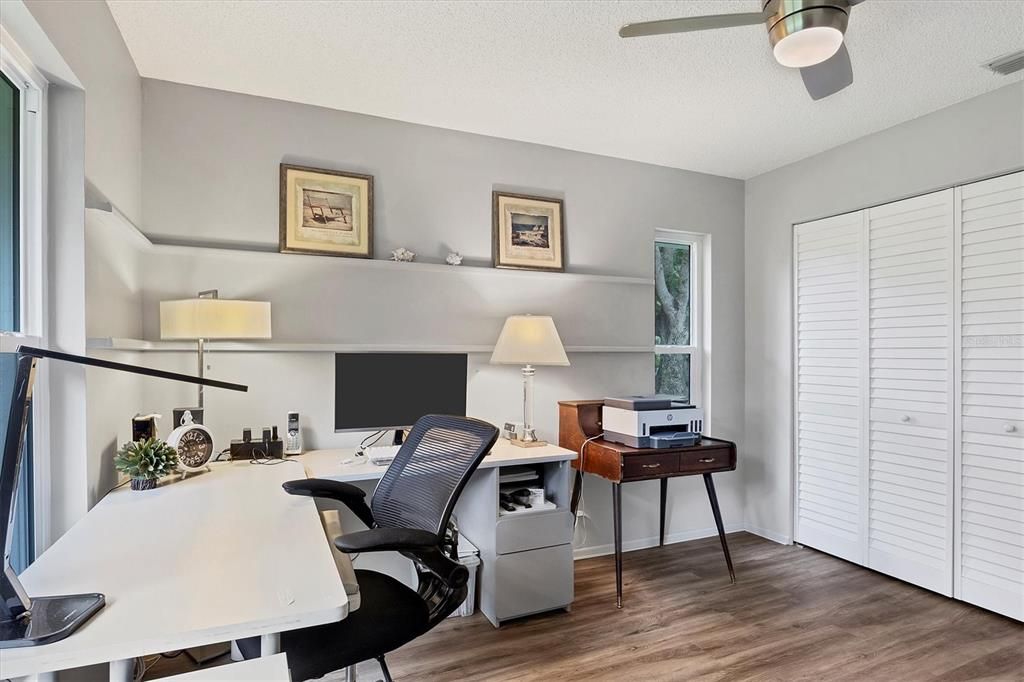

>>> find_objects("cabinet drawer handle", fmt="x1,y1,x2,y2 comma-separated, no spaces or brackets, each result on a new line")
900,415,911,423
698,458,715,463
1006,424,1018,433
641,463,662,469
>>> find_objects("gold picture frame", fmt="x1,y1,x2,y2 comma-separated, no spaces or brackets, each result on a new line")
492,192,565,272
280,164,373,258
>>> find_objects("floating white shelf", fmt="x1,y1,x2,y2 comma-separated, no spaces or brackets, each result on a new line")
132,236,654,288
84,212,655,356
86,338,654,354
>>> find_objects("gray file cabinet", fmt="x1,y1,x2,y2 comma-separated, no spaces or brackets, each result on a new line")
455,457,575,626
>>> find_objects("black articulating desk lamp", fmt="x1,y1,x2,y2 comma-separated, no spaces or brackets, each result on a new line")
0,345,247,649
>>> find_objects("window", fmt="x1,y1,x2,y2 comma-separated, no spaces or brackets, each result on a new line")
1,30,47,570
654,231,706,408
1,71,16,332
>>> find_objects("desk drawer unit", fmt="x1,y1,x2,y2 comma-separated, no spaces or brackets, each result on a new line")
622,453,678,480
679,447,734,473
495,510,573,554
492,544,574,622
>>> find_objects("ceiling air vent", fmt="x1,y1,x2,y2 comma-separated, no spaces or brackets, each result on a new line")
984,49,1024,76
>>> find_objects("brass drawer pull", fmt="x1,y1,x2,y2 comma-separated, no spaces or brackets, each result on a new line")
641,463,662,469
698,458,715,463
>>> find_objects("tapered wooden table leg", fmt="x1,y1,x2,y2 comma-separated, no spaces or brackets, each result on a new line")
703,473,736,584
659,477,668,547
612,482,623,608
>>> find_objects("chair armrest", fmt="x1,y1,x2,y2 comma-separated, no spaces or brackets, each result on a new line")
283,478,374,528
334,527,439,554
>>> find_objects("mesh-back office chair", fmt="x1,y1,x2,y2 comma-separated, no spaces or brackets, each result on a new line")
240,415,499,681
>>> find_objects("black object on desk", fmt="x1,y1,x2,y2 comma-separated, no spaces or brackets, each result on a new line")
560,400,737,608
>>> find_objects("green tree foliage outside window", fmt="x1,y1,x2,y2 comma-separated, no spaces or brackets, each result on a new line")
1,72,17,332
655,242,691,402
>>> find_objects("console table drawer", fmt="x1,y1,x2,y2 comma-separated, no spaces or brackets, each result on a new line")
496,509,573,555
679,448,732,473
622,453,679,480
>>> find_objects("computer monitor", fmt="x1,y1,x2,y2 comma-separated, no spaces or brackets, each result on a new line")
334,353,467,439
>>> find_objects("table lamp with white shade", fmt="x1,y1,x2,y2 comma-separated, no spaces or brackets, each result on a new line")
160,290,272,408
490,314,570,447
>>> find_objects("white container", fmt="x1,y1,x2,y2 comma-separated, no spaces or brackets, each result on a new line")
449,537,480,618
527,487,546,507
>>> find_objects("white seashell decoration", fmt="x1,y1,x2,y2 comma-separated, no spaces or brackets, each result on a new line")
445,252,463,266
391,247,416,262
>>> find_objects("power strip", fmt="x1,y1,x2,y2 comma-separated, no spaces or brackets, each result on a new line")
229,439,284,460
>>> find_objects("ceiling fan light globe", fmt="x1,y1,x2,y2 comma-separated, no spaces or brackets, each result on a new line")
773,26,844,68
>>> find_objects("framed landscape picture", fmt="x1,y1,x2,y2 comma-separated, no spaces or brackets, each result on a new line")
492,192,565,272
280,164,373,258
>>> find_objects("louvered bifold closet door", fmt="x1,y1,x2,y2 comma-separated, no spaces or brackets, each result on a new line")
868,189,954,596
794,210,865,563
956,171,1024,621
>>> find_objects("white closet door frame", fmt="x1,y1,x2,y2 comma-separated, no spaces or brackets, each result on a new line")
953,185,964,600
858,209,871,568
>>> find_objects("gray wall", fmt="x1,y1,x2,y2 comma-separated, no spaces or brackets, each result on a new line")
743,81,1024,542
18,0,144,540
43,86,90,544
136,79,747,556
25,0,142,226
142,80,743,277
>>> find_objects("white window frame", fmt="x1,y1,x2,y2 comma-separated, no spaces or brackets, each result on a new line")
654,229,711,422
1,27,50,554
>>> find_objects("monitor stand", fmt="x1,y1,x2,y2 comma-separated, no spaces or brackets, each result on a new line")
393,429,404,446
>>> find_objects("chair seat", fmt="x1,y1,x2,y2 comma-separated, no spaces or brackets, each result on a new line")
280,569,430,681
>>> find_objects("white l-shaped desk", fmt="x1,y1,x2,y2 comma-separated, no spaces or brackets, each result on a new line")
0,460,348,682
0,440,576,681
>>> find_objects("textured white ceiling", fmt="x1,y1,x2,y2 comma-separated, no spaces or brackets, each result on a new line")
107,0,1024,179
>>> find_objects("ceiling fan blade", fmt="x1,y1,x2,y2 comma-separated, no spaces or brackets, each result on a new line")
800,43,853,100
619,12,766,38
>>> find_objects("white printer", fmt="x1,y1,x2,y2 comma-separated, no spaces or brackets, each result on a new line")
602,395,704,449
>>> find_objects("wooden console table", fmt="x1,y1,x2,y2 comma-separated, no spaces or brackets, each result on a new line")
559,400,737,608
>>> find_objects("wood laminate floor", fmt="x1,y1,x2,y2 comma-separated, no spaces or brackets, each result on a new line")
149,533,1023,681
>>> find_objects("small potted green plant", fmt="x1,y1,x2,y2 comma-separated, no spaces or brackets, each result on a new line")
114,437,179,491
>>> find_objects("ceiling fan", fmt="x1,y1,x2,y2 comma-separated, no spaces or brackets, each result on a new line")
619,0,866,100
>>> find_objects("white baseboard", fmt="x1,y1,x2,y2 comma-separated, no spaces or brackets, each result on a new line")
743,524,792,545
572,522,745,561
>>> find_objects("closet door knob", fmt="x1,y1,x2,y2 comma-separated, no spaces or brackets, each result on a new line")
1005,424,1018,433
900,415,911,423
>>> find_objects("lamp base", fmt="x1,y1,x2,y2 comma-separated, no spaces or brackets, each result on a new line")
0,593,105,649
509,438,548,448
